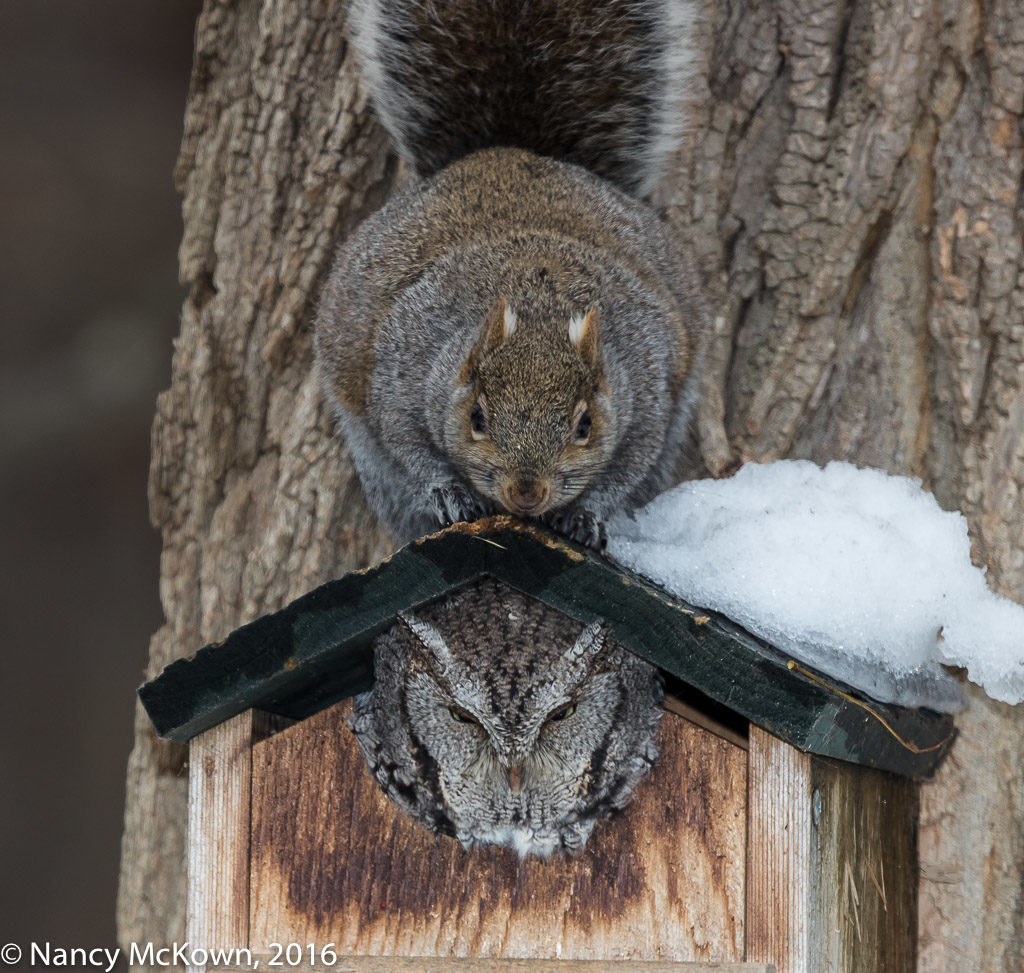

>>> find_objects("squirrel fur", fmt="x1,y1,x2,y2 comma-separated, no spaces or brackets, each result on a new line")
315,0,709,547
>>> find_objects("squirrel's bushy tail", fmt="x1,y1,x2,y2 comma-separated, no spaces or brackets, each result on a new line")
348,0,699,197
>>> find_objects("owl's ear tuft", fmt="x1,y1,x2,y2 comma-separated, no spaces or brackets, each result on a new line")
398,611,454,672
563,621,605,664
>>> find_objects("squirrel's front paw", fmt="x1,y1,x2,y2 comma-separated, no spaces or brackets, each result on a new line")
429,483,492,528
544,506,607,552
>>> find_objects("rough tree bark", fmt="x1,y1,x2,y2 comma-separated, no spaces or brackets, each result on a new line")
119,0,1024,970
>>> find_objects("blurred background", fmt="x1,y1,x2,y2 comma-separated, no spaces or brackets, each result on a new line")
0,0,201,947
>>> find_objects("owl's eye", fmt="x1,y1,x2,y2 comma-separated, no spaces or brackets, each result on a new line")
546,702,577,723
571,402,591,445
470,399,489,440
448,706,479,726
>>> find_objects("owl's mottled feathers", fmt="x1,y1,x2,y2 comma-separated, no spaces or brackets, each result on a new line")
350,579,663,856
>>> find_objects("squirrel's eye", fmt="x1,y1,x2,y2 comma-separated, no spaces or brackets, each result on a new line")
449,706,479,725
572,406,591,445
470,400,489,440
547,703,577,723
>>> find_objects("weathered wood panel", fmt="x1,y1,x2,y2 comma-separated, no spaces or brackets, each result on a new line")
211,961,774,973
187,710,294,973
187,711,259,965
745,728,811,973
745,728,917,973
249,701,747,963
808,750,918,971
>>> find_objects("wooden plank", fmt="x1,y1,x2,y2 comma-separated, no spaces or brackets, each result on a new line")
808,753,918,970
248,700,747,962
745,727,917,973
745,728,811,973
210,960,774,973
139,518,955,779
210,960,774,972
188,711,286,971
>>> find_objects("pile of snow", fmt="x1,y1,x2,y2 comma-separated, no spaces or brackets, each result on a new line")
606,460,1024,713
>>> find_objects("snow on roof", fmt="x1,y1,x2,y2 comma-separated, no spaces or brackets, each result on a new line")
608,460,1024,713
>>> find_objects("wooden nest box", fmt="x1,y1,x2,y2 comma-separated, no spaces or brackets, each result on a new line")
141,518,955,973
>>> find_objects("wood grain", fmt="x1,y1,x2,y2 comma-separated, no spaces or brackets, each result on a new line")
187,712,262,970
249,702,747,963
808,750,917,971
211,961,774,973
745,728,811,973
745,728,917,973
210,960,774,973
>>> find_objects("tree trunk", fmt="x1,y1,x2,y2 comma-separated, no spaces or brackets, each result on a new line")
119,0,1024,969
116,0,397,952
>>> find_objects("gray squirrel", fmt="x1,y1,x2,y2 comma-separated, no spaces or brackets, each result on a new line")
315,0,709,548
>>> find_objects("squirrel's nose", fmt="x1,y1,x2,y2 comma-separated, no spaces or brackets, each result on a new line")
504,481,550,513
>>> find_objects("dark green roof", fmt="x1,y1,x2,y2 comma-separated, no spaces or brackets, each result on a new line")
139,517,955,778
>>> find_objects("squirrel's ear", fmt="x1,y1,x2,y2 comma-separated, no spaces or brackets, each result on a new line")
569,307,602,372
484,296,517,344
465,297,515,377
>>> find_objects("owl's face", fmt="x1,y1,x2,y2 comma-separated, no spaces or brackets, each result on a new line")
350,580,662,856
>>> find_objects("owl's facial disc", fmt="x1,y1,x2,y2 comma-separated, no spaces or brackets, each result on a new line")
353,581,664,858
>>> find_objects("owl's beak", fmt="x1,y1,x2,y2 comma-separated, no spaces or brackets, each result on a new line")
508,765,523,795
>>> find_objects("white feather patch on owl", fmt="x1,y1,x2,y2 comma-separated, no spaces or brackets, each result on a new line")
469,824,563,858
504,303,517,337
513,828,560,858
564,621,605,663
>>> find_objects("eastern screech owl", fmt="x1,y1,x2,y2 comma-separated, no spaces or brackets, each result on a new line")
349,579,663,856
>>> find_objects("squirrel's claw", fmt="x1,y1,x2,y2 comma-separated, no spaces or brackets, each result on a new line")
430,483,492,528
543,506,607,552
